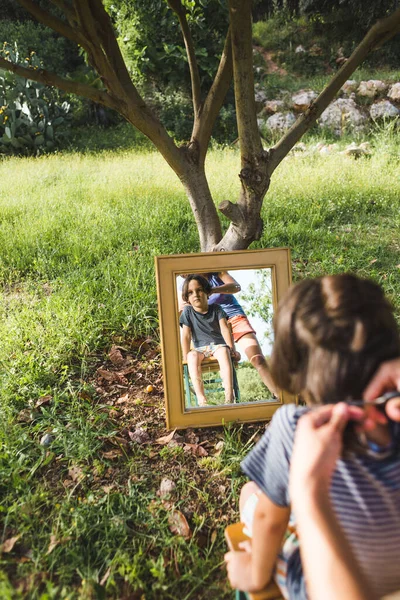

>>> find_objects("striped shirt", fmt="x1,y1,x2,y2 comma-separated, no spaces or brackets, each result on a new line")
241,404,400,599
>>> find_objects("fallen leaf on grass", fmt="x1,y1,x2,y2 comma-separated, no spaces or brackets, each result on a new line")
155,429,176,445
35,395,52,408
1,535,21,553
128,428,150,444
116,393,130,404
17,409,34,423
102,449,123,460
102,484,115,494
68,465,85,483
109,346,125,367
168,510,191,540
369,258,378,265
97,369,128,386
184,443,208,457
47,534,72,555
213,440,224,456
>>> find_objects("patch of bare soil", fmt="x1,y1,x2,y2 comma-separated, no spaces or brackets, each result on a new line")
254,45,287,76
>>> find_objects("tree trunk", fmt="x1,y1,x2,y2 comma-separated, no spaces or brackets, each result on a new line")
180,163,223,251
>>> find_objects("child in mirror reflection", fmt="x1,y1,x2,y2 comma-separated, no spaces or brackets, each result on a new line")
180,274,240,406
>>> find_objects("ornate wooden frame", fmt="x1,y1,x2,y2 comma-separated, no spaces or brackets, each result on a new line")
155,248,294,429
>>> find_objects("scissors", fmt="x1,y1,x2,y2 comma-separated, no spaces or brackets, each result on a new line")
348,390,400,409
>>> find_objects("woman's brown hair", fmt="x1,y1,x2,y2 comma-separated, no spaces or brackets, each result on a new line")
270,274,400,405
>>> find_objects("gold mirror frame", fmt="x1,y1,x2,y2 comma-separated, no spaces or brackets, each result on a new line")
155,248,294,429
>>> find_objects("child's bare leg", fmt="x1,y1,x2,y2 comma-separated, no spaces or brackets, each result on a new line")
214,346,234,404
186,350,207,406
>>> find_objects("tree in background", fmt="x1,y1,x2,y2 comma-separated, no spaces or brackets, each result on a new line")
0,1,399,251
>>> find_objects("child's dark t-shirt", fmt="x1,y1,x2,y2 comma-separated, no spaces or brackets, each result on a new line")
180,305,227,348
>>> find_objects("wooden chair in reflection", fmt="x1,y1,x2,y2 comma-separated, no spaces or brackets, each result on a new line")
225,522,283,600
182,355,240,407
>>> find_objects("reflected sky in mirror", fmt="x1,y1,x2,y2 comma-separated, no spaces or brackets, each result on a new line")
176,268,277,410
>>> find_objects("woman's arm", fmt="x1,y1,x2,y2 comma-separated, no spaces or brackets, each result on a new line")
210,271,241,295
181,325,192,361
225,492,290,592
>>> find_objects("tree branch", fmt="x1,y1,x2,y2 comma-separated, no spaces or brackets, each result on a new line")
268,7,400,174
0,57,119,110
48,0,78,25
167,0,202,117
16,0,84,46
192,29,233,163
228,0,263,166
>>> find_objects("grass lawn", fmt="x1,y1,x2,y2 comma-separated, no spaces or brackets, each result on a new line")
1,126,399,598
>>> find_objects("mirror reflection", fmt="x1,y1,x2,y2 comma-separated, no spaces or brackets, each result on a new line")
176,269,277,409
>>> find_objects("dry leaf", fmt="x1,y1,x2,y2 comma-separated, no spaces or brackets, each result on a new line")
35,394,52,408
109,346,125,367
46,534,71,555
213,440,224,456
370,258,377,265
184,443,208,457
102,484,115,494
17,409,33,423
116,393,129,404
102,449,123,459
1,535,21,553
210,530,217,544
168,510,191,540
100,566,111,586
128,428,150,444
68,465,84,483
155,429,176,445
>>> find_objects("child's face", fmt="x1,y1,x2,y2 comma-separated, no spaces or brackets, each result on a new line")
186,280,209,312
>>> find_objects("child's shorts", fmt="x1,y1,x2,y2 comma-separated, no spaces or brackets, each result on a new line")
194,343,228,358
241,491,299,600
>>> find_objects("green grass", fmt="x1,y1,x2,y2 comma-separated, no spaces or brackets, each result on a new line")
1,126,400,597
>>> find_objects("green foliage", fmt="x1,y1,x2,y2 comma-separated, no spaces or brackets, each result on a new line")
237,363,274,402
0,44,71,156
0,19,82,75
104,0,229,90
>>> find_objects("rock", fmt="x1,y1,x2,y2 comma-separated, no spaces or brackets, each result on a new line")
388,83,400,102
343,142,371,158
292,90,318,112
370,100,400,120
262,99,285,115
40,433,53,446
319,98,367,136
357,80,387,98
291,142,307,153
159,478,176,498
341,80,358,95
266,111,296,134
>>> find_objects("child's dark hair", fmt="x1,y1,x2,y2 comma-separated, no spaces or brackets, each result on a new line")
182,274,212,302
270,274,400,405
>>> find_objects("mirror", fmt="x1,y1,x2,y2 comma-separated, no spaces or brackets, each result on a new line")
155,249,294,429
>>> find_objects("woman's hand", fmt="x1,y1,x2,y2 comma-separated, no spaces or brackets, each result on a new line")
289,403,366,500
364,358,400,422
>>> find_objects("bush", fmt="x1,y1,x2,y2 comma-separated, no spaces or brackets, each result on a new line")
0,43,71,156
0,19,82,75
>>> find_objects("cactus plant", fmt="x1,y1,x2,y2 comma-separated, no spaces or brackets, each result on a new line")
0,42,71,156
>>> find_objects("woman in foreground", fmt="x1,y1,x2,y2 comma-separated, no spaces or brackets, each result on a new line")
225,274,400,599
